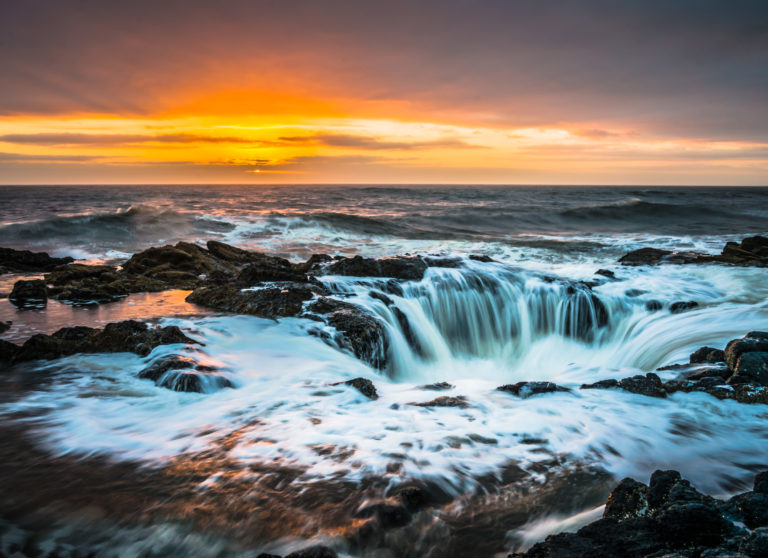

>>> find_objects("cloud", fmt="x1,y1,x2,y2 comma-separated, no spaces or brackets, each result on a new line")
0,152,101,162
270,133,482,150
0,133,253,146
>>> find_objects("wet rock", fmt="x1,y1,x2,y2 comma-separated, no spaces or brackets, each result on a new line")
720,236,768,266
604,477,648,519
424,256,463,268
11,320,198,362
497,381,570,398
205,240,262,264
724,333,768,371
52,278,130,305
670,301,699,314
656,502,728,546
326,308,389,370
392,306,423,355
0,320,11,334
122,242,239,287
284,546,338,558
740,527,768,557
690,347,726,364
409,396,468,409
724,492,768,529
595,269,616,279
45,263,116,285
237,255,306,284
581,378,619,390
755,472,768,495
646,300,663,312
732,352,768,386
332,377,378,400
624,288,646,297
9,279,48,307
0,339,18,362
419,381,454,391
469,254,495,263
186,283,323,319
619,373,666,398
562,290,609,341
368,290,394,305
619,247,674,266
137,354,232,393
326,255,427,280
647,470,683,510
293,253,333,274
397,486,428,511
0,247,73,274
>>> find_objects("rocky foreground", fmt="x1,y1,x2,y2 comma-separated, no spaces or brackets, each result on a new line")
512,469,768,558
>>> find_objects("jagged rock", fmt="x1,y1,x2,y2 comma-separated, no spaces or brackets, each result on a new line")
0,247,73,274
237,255,306,284
604,478,648,519
497,381,570,398
619,247,674,266
0,320,11,334
581,378,619,390
740,527,768,557
331,377,378,400
409,396,468,408
670,301,698,314
122,242,239,286
619,373,666,397
186,283,323,319
9,279,48,307
326,308,389,370
618,237,768,269
724,333,768,370
720,236,768,266
325,255,427,280
732,352,768,386
10,320,197,362
656,502,729,546
293,253,333,274
647,470,683,510
45,264,116,285
723,492,768,529
690,347,725,364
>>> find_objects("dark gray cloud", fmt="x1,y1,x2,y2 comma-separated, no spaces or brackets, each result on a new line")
0,0,766,140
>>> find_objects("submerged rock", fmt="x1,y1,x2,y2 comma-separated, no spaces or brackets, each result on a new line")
419,381,454,391
583,373,666,398
670,300,699,314
9,279,48,308
409,396,468,408
7,320,198,363
496,381,570,398
0,247,73,274
137,354,233,393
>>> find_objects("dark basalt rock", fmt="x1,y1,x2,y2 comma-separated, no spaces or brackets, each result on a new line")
513,470,768,558
9,279,48,308
137,354,232,393
469,254,495,263
354,502,412,529
595,269,616,279
670,300,699,314
326,308,389,370
582,373,666,398
293,253,333,274
740,527,768,557
186,283,323,319
45,263,116,285
331,377,378,400
284,546,338,558
618,247,674,266
725,333,768,372
732,352,768,386
645,300,663,312
369,290,394,305
581,378,619,390
0,320,10,334
0,247,73,274
720,235,768,266
690,346,725,364
497,381,570,398
52,278,130,305
325,255,427,280
409,396,468,408
0,339,18,362
237,256,306,284
9,320,198,363
618,237,768,268
419,381,454,391
755,472,768,495
604,478,648,519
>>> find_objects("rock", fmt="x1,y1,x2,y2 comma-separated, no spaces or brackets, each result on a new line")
186,283,322,319
603,477,648,519
619,247,674,266
646,300,663,312
724,492,768,529
237,255,306,284
325,255,427,280
419,382,454,391
0,247,74,274
731,352,768,386
11,320,198,362
690,347,726,364
204,240,260,264
670,301,698,314
293,253,333,274
740,527,768,557
409,396,468,409
725,335,768,371
0,320,10,334
369,290,394,305
392,306,423,355
45,263,116,285
332,377,378,400
755,472,768,495
0,339,19,362
496,381,570,398
469,254,495,263
326,308,389,370
720,236,768,266
284,546,338,558
562,290,609,341
137,354,232,393
656,502,728,546
397,486,428,511
581,379,619,390
122,242,239,286
620,373,666,398
9,279,48,307
595,269,616,279
647,470,683,510
624,289,646,297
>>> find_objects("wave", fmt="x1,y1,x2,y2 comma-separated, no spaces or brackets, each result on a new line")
558,200,739,223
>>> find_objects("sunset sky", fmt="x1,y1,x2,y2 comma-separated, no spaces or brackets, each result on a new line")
1,0,766,185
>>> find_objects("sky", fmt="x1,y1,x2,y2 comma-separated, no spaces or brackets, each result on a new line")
0,0,766,185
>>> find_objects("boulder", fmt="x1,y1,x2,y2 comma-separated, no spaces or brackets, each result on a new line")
9,279,48,307
121,242,239,286
496,381,570,398
409,396,468,408
325,255,427,280
645,300,663,312
45,264,116,285
724,334,768,371
326,308,389,370
0,339,18,362
647,470,683,510
656,502,728,546
670,301,698,314
619,373,666,398
618,247,674,266
603,477,648,519
0,247,73,274
11,320,197,362
731,352,768,386
331,377,378,400
720,236,768,266
690,347,726,364
186,283,322,319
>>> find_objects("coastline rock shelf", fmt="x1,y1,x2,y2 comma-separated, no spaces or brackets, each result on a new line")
618,235,768,266
512,469,768,558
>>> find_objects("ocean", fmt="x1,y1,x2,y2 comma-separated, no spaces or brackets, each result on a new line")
0,184,767,557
